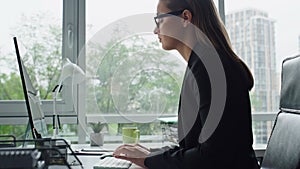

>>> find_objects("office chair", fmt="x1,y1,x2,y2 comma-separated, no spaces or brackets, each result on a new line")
260,55,300,169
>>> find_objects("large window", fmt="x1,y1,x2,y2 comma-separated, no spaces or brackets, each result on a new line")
0,0,63,139
225,0,300,144
1,0,299,145
85,0,186,143
0,0,83,140
0,0,62,100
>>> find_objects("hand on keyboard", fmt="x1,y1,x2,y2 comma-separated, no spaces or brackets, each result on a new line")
113,144,150,168
93,157,132,169
113,144,150,158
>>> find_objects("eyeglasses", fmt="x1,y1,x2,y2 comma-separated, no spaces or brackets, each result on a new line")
154,10,185,28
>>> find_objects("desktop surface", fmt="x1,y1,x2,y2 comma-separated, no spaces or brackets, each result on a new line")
77,154,142,169
72,142,265,169
72,143,171,169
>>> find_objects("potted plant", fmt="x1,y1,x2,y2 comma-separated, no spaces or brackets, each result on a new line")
89,122,107,146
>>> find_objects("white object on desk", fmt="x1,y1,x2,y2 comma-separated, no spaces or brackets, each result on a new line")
52,58,85,138
93,157,132,169
157,117,177,123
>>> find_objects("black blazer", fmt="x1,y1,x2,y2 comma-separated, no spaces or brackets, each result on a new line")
144,44,259,169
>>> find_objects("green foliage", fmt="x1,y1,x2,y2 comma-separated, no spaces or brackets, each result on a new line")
0,73,24,100
0,12,62,100
0,12,184,138
0,125,27,140
0,12,62,138
89,122,107,133
86,30,184,116
250,92,262,112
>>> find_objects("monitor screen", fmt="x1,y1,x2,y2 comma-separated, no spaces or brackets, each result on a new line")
13,37,48,139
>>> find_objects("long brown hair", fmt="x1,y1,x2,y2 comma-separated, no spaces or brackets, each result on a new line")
160,0,254,90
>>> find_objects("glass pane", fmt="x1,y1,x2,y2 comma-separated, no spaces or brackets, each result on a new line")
0,0,62,101
86,0,186,144
225,0,300,144
0,124,27,140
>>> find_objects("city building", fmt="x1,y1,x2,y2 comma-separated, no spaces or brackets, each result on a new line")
226,9,279,144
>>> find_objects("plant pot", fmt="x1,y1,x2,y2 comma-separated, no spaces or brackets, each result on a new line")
90,133,104,146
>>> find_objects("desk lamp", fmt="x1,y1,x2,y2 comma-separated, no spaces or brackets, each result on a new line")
52,58,85,138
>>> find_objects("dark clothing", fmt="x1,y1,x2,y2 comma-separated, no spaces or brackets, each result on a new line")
144,45,259,169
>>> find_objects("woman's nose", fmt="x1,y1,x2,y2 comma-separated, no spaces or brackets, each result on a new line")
153,26,159,34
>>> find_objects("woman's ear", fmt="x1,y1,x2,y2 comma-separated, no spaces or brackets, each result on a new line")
182,9,193,27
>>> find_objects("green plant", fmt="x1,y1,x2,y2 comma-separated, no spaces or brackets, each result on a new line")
89,122,106,133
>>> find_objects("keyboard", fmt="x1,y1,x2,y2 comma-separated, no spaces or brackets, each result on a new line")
0,148,41,169
93,157,132,169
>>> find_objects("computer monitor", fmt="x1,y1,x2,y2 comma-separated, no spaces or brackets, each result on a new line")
13,37,48,139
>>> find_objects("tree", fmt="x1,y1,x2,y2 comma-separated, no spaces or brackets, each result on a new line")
0,12,62,100
85,27,185,135
250,92,262,112
0,12,62,138
0,12,185,137
86,28,184,117
0,73,24,100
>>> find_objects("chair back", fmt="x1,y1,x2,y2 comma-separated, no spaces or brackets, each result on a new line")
261,55,300,169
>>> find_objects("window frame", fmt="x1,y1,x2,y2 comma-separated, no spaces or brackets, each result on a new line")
0,0,85,127
0,0,278,144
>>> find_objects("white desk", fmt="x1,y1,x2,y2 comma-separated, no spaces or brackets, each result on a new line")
71,142,266,169
76,155,142,169
71,142,171,169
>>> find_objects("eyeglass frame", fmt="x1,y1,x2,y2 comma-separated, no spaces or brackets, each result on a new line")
154,9,185,28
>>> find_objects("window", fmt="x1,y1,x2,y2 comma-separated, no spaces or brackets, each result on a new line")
0,0,63,138
225,0,300,144
0,0,81,139
85,0,186,143
1,0,299,145
0,0,62,100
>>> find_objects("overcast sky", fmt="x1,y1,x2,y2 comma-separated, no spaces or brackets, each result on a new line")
1,0,299,71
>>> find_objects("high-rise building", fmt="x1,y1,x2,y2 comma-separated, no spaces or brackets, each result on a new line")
225,9,279,144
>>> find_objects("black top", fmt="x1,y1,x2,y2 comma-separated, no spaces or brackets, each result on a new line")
144,44,259,169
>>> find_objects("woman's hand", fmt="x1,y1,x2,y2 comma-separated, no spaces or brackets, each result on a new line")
113,144,150,168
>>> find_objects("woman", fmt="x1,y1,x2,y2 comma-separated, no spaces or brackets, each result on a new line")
113,0,259,168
